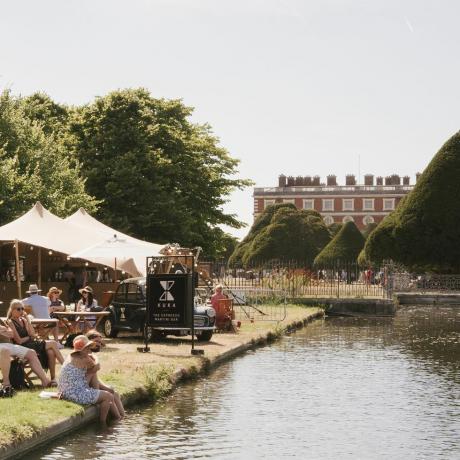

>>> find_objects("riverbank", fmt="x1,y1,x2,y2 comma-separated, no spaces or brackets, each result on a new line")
0,304,323,459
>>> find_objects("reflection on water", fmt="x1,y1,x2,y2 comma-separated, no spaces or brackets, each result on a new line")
30,307,460,460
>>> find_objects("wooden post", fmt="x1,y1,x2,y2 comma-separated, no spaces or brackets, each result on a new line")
38,247,42,290
14,239,21,298
114,257,117,282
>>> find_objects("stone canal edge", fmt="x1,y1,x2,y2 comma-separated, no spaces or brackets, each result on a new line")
1,309,324,460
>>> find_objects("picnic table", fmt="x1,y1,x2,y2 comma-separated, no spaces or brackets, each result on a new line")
52,311,109,343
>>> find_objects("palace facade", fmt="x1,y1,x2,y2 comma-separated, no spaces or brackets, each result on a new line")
253,173,417,229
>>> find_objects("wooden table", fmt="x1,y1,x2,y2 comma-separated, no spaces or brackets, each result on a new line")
52,311,110,343
0,317,59,339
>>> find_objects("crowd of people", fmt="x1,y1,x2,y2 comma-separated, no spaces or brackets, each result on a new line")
0,283,124,424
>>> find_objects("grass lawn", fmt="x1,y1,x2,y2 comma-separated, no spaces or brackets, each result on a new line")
0,305,322,450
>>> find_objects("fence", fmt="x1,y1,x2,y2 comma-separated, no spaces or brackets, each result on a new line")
199,260,390,299
390,272,460,293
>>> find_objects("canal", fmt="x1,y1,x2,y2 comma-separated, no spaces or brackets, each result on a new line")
30,306,460,459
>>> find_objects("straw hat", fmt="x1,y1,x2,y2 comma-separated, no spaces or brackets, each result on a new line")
71,335,95,355
79,286,93,295
26,284,41,294
47,286,62,296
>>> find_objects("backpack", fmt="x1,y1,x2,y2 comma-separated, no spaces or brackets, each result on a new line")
9,359,26,390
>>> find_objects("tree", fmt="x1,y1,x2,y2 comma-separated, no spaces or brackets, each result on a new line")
229,203,330,267
314,221,365,266
70,89,250,256
0,91,98,224
328,222,342,238
363,131,460,272
361,222,377,240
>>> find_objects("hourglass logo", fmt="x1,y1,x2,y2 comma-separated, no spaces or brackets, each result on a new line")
159,280,175,301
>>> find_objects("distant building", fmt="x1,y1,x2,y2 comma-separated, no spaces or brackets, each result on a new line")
253,173,417,229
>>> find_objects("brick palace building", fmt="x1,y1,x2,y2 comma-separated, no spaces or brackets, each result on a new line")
253,173,418,229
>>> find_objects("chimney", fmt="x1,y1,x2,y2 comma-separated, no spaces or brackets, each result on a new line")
312,175,320,186
376,176,383,186
278,174,287,187
295,176,304,186
327,175,337,186
304,176,312,186
287,176,295,186
391,174,401,185
384,176,391,185
345,174,356,186
403,176,410,185
364,174,374,186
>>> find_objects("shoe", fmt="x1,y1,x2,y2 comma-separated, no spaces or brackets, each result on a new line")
2,386,15,397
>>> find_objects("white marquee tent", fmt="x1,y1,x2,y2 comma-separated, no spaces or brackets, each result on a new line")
0,203,163,295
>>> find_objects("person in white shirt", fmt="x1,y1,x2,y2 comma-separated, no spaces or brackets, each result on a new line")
22,283,60,341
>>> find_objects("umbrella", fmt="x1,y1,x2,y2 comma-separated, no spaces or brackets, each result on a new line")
70,235,162,277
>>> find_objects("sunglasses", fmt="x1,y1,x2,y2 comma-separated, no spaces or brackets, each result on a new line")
15,307,24,311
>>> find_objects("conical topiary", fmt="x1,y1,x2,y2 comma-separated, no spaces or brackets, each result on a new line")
314,221,365,266
363,131,460,272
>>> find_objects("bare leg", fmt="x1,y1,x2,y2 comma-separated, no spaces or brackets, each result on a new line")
46,349,56,380
112,391,125,417
96,390,114,423
109,398,121,420
53,325,60,342
45,341,64,364
0,349,11,387
25,350,50,387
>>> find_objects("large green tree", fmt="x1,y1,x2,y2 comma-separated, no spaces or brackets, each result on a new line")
364,131,460,272
229,203,331,266
69,89,250,256
0,91,97,223
314,221,365,266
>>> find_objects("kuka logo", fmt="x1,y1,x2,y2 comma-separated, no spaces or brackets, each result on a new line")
159,280,175,301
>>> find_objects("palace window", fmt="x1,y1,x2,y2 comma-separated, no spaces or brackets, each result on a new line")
322,199,334,211
303,199,314,210
283,199,295,204
363,199,374,211
363,215,375,225
383,198,395,211
324,215,334,225
264,199,275,209
342,199,354,211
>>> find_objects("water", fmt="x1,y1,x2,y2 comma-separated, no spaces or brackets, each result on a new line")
30,307,460,460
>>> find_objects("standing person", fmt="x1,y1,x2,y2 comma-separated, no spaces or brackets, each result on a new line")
7,300,64,386
0,322,51,391
23,284,60,341
58,335,120,424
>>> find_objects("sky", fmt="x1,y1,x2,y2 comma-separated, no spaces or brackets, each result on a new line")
1,0,460,240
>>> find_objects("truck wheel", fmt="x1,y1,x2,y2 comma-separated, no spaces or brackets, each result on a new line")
103,316,118,338
197,330,213,342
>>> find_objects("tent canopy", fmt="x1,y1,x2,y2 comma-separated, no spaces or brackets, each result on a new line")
0,203,163,276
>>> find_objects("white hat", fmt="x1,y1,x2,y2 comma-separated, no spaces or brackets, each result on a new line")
26,284,41,294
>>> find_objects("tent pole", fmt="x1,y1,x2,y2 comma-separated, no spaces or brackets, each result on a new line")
38,247,42,290
14,239,21,298
114,257,117,282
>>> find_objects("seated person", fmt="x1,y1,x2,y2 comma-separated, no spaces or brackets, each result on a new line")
23,283,60,341
58,335,121,424
0,322,51,393
47,287,66,316
210,284,228,310
85,330,124,417
7,300,64,386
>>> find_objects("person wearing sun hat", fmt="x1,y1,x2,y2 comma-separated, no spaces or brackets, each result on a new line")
58,335,121,423
22,283,51,319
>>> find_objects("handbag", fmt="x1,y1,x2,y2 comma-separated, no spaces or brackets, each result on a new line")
9,359,27,390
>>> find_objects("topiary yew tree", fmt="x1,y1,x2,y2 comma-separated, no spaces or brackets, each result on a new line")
364,131,460,272
314,221,365,266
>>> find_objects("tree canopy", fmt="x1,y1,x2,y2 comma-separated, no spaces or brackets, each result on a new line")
69,89,250,256
314,221,365,266
0,91,98,224
229,203,331,266
363,131,460,272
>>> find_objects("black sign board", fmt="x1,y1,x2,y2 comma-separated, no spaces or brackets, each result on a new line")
146,273,193,328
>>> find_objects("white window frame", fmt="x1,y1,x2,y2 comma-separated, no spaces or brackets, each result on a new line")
363,215,375,225
324,215,334,225
363,199,374,211
303,199,314,210
322,199,334,211
283,199,295,204
342,199,354,211
383,198,395,211
264,199,275,209
343,215,354,223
